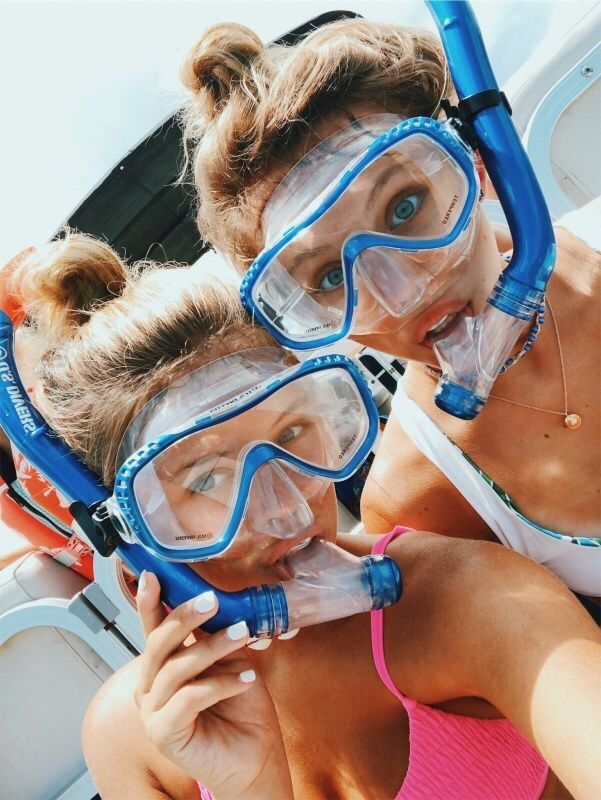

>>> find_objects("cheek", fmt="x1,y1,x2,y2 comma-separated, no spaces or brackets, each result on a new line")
313,484,340,540
471,213,501,274
351,328,412,358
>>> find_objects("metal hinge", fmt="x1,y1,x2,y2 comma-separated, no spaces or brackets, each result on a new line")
67,582,120,633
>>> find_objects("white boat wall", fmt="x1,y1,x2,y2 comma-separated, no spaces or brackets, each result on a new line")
1,5,599,798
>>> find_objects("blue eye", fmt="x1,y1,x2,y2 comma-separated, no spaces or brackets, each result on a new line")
391,194,420,227
277,425,302,446
188,470,224,495
318,266,344,292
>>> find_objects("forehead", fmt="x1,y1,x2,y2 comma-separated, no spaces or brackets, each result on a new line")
263,115,408,251
247,102,399,260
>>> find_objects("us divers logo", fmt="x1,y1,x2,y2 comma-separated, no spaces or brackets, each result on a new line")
0,345,37,434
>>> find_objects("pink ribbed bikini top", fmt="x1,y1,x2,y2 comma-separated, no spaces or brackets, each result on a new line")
372,527,548,800
199,528,549,800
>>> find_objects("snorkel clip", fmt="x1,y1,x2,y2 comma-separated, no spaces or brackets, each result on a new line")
441,91,512,152
70,501,122,558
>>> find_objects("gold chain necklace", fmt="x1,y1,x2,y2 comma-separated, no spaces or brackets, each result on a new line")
423,297,582,429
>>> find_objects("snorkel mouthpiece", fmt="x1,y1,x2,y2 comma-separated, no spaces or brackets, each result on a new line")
279,539,402,632
125,538,401,638
433,286,537,420
427,0,556,419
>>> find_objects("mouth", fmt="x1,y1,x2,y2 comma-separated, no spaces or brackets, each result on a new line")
271,559,296,581
413,298,473,346
426,312,460,340
261,527,322,581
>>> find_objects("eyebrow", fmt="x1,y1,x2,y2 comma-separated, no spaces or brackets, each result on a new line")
364,151,414,204
159,408,300,479
287,243,334,277
158,449,221,482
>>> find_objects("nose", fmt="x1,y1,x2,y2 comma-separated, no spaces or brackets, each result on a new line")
245,462,314,539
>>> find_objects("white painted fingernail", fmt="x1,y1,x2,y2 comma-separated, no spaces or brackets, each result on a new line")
194,591,216,613
239,669,256,684
278,628,300,640
138,570,146,592
247,637,272,650
227,621,249,640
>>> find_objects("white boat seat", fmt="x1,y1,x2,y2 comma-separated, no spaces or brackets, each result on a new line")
0,552,113,800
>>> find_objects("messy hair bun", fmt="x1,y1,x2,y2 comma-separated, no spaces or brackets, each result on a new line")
10,230,275,485
180,23,263,122
180,18,455,269
11,229,127,345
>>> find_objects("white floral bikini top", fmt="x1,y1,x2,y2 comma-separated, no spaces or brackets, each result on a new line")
391,384,600,596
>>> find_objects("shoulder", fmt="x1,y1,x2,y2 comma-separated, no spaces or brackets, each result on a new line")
399,533,595,704
554,198,601,260
342,530,580,703
554,223,601,290
82,659,158,796
361,414,489,538
83,658,197,799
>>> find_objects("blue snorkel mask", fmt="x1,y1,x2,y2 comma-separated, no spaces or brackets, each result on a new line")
0,313,400,638
113,348,377,561
241,1,556,420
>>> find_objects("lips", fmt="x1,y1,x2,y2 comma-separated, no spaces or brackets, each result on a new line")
262,534,311,567
412,297,473,346
271,560,295,581
260,526,323,581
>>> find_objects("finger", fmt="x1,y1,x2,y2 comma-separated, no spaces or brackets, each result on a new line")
144,670,257,752
144,621,251,712
248,637,272,651
137,589,219,698
136,571,167,640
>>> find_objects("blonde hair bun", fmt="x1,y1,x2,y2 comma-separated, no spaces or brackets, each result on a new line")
12,229,127,343
180,23,263,121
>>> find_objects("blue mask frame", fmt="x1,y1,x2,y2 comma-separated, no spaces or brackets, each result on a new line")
240,116,479,351
114,354,379,562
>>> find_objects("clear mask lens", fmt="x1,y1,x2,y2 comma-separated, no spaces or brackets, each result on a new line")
254,123,476,343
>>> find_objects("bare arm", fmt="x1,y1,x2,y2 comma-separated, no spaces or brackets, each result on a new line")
82,659,199,800
470,550,601,799
379,533,601,799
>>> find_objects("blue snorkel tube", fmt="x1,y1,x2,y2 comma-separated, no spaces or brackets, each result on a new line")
0,311,400,637
425,1,556,419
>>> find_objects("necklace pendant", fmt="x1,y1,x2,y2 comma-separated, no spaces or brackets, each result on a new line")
564,413,582,430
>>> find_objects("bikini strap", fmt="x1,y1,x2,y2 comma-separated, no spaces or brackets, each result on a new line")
370,527,417,709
